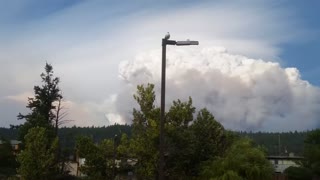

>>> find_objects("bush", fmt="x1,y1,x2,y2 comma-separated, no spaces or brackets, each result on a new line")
284,166,313,180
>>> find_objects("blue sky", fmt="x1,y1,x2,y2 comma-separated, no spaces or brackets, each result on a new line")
279,1,320,85
0,0,319,131
4,0,319,83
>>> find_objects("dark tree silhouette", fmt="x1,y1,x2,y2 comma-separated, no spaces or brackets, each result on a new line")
17,63,62,140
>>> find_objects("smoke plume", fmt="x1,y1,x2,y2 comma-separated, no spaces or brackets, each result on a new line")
106,47,320,131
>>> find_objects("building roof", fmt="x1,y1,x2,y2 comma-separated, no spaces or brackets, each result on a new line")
0,140,22,145
10,140,21,145
267,156,304,160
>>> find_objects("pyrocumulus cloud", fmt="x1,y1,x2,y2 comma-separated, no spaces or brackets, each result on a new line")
105,47,320,131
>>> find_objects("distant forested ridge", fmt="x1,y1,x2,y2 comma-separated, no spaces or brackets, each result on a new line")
0,127,18,140
0,125,310,155
237,131,309,156
0,124,131,149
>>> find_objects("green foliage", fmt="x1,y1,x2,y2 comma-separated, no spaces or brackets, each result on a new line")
131,83,160,179
17,63,62,140
0,127,19,140
200,138,274,180
304,129,320,176
117,133,131,157
133,84,156,116
285,129,320,180
165,98,196,178
13,63,68,178
165,104,229,178
167,97,195,127
76,136,96,157
218,170,243,180
17,127,59,180
191,108,228,159
284,166,313,180
58,124,132,150
131,84,231,178
0,127,311,156
75,136,115,179
129,83,276,179
115,133,136,174
238,131,307,156
0,138,18,177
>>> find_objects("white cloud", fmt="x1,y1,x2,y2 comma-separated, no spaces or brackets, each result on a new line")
106,47,320,131
4,92,33,104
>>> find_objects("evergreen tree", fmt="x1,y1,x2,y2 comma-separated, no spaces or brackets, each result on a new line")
17,63,62,140
304,129,320,177
17,127,59,180
15,63,65,178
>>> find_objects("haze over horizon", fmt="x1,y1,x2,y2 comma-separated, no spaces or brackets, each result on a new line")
0,0,319,131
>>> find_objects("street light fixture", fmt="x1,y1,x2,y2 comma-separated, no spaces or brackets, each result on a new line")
159,33,199,180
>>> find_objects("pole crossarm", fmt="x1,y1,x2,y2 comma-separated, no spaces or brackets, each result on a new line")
163,39,177,45
163,39,199,46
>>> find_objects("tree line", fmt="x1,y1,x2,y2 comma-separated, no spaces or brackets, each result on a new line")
0,126,311,156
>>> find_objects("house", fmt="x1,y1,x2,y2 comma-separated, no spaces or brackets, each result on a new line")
67,157,137,178
65,157,86,177
10,140,21,154
267,154,303,173
0,139,21,155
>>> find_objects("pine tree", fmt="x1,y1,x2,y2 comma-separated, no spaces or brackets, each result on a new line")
16,63,65,178
17,127,59,180
17,63,62,140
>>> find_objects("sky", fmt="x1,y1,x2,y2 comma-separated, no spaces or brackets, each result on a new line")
0,0,319,131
